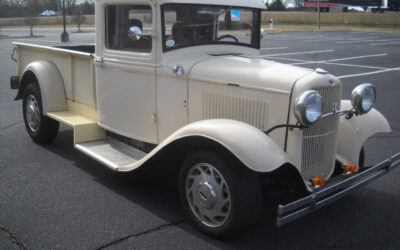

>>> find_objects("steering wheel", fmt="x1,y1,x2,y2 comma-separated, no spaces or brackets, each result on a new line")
217,34,239,43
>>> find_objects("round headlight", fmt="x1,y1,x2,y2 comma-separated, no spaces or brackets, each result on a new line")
294,90,324,127
351,83,376,114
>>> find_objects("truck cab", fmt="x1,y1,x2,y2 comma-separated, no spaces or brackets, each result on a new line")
10,0,399,238
94,0,264,143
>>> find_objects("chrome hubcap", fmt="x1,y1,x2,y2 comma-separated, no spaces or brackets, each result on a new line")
186,163,231,227
26,94,41,132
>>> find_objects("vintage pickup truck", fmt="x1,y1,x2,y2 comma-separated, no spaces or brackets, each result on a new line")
9,0,399,237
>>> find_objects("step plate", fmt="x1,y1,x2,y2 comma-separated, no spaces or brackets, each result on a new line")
74,138,147,171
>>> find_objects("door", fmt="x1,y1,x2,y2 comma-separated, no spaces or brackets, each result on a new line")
95,3,157,144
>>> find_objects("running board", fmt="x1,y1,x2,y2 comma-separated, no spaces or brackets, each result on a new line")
74,137,147,171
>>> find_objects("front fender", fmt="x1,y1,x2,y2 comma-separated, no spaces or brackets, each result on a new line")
17,61,67,114
119,119,292,173
337,100,391,167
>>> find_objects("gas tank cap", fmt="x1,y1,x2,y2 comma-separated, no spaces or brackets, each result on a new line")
316,68,328,74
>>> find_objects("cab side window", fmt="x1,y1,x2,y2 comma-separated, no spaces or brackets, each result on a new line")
106,5,153,53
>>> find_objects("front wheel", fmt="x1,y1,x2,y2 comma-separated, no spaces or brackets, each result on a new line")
179,151,262,238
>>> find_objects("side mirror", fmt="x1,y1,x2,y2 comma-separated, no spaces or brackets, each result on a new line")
128,26,142,41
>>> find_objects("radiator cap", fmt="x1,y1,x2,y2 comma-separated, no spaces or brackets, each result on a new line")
316,68,328,74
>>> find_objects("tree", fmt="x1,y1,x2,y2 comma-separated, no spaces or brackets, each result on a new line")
65,0,77,15
0,0,20,18
24,0,40,37
388,0,400,11
268,0,286,11
72,7,86,32
24,16,39,37
42,0,59,12
0,0,3,35
0,0,6,18
80,0,95,15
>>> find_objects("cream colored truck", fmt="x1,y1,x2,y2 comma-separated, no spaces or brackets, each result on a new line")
9,0,399,237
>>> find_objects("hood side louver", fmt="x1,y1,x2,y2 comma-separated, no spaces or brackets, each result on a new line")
202,92,269,130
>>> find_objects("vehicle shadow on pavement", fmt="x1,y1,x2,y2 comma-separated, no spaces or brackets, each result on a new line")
44,128,184,218
42,128,400,249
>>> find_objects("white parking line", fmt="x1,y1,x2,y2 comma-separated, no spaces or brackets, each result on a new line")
336,40,376,44
375,38,400,42
261,47,288,51
263,50,334,57
264,57,310,63
272,38,306,41
291,61,390,70
303,38,343,42
271,36,330,41
343,37,378,40
290,62,317,65
268,52,390,71
338,67,400,79
328,53,388,62
266,53,386,65
319,62,389,70
369,42,400,46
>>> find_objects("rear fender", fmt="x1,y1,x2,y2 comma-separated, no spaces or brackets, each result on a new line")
16,61,67,114
337,100,391,167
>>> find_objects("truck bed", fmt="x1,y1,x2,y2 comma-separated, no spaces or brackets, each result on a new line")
14,42,97,109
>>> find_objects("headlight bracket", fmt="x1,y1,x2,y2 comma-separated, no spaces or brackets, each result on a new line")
264,123,304,135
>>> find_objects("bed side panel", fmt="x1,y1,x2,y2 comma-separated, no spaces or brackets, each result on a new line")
17,44,96,108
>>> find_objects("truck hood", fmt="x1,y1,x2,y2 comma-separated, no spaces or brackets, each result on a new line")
189,55,313,93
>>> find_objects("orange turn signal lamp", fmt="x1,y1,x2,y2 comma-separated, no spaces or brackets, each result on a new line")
344,164,357,174
312,176,325,187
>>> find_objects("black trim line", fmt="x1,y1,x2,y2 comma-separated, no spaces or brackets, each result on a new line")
284,82,296,152
283,71,315,152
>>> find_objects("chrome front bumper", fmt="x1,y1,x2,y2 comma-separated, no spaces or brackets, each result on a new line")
277,153,400,226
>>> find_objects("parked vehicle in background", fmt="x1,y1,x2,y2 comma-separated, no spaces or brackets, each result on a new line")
303,0,399,12
40,10,58,17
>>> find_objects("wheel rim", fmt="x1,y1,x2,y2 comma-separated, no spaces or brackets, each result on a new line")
26,94,41,132
185,163,231,228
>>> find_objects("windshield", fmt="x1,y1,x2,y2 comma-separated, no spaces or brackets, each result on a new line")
161,4,261,52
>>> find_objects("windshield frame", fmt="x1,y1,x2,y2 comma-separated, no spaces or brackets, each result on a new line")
160,3,261,52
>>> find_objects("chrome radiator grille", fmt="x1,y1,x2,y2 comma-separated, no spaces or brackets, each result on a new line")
301,85,341,181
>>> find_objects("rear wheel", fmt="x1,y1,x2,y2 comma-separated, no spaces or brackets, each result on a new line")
22,82,59,144
179,151,262,238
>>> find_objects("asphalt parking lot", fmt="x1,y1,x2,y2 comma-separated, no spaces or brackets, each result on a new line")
0,27,399,249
